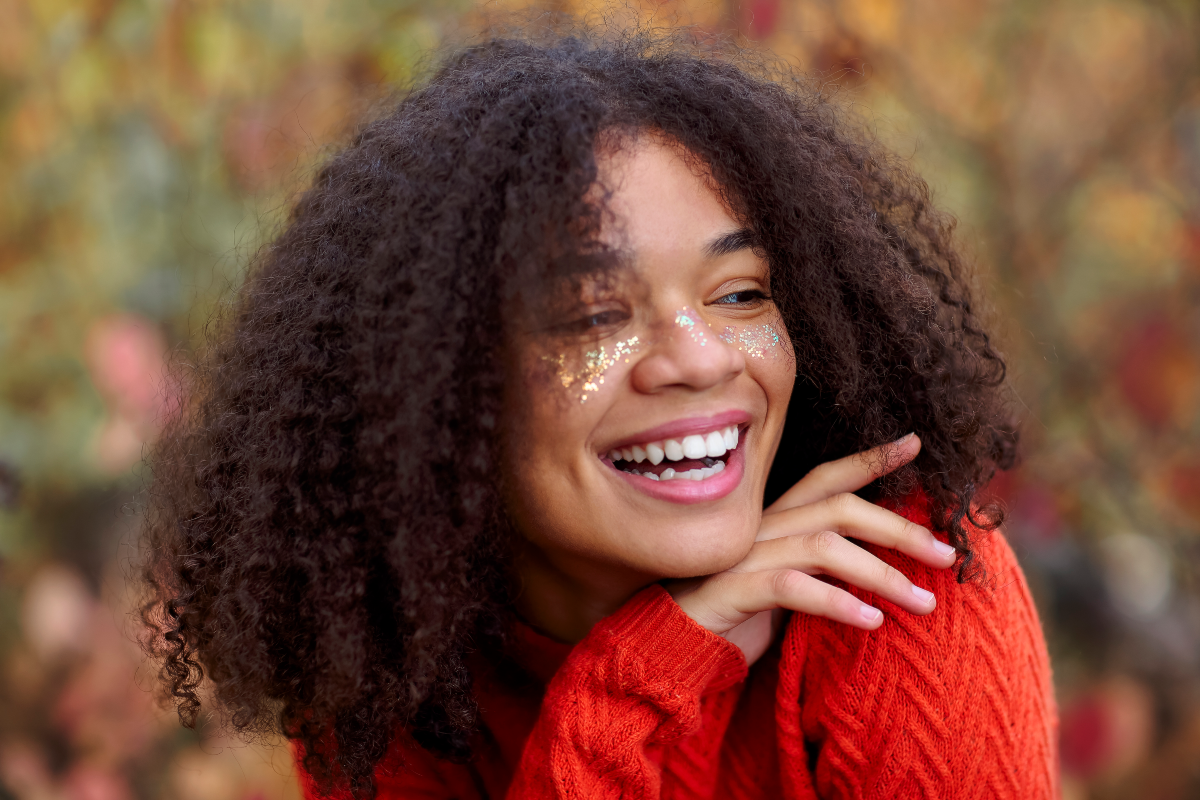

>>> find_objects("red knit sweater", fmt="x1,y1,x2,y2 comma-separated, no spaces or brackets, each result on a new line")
298,497,1059,798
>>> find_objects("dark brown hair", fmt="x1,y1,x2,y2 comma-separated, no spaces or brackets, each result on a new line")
140,29,1016,798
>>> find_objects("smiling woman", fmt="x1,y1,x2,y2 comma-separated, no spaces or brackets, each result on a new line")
139,30,1057,800
506,140,797,601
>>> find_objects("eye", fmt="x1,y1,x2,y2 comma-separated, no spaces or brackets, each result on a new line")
584,309,626,328
553,306,630,336
712,289,770,307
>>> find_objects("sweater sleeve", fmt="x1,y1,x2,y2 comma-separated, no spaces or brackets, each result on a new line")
505,584,748,798
296,585,747,800
775,526,1060,800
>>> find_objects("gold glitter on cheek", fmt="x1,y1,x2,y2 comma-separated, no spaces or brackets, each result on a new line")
543,336,641,403
717,322,783,359
674,307,709,346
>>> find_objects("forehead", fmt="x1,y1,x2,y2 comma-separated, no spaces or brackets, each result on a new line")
594,138,742,262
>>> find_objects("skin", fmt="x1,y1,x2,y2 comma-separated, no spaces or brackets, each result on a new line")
504,137,956,664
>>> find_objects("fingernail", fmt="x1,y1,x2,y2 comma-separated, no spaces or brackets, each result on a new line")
934,540,956,558
912,585,935,605
893,432,915,445
860,605,882,623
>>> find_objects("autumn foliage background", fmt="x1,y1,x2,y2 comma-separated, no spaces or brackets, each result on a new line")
2,0,1199,798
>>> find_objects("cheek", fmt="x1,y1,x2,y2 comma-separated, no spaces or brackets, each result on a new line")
716,319,796,407
739,328,796,446
759,354,796,412
715,320,787,360
504,357,572,479
542,336,642,405
500,390,569,544
501,352,607,537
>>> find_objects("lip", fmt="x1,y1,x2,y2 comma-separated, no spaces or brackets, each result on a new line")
599,409,752,454
610,437,747,505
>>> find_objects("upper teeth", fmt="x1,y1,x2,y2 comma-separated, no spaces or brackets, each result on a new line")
609,425,739,465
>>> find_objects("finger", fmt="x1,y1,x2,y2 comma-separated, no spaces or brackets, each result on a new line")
765,433,921,514
758,491,956,568
735,531,938,616
715,568,884,631
722,609,776,666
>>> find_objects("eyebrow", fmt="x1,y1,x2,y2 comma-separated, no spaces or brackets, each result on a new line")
703,228,757,259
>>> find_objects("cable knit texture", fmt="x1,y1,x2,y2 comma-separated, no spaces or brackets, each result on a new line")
297,497,1059,799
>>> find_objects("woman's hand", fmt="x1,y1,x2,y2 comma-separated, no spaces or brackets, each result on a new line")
666,434,957,665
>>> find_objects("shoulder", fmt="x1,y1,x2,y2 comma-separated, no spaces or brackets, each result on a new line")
775,500,1059,797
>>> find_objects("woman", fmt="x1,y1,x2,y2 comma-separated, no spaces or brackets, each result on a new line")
140,31,1058,799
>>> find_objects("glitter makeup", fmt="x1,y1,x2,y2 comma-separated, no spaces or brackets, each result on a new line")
544,312,782,403
717,322,783,359
545,337,641,403
674,307,709,346
676,306,783,358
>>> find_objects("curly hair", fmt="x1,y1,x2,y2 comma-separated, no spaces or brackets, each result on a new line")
139,29,1017,799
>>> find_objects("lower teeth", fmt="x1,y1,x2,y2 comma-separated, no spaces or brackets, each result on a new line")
628,460,726,482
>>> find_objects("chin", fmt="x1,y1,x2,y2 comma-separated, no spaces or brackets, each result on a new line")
629,515,760,579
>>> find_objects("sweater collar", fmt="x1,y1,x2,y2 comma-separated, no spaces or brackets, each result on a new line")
508,616,576,685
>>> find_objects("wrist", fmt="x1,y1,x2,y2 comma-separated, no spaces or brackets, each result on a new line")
586,584,747,696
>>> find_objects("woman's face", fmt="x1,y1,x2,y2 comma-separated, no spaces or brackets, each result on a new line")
505,137,796,586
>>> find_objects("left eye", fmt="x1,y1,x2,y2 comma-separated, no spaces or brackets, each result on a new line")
714,290,768,306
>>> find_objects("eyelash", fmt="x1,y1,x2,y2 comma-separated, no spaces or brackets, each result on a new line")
560,307,630,334
583,310,626,328
713,289,770,306
570,289,769,332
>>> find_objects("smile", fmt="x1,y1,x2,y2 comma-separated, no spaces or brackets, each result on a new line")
606,425,739,482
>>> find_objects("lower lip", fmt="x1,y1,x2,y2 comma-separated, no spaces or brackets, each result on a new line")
608,436,746,505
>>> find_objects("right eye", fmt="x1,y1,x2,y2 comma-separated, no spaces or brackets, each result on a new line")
545,301,632,338
584,310,626,329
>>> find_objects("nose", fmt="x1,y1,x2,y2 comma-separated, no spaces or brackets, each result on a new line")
630,309,746,394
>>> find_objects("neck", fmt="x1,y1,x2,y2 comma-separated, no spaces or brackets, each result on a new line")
513,539,654,643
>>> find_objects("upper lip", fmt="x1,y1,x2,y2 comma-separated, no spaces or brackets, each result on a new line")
599,409,752,453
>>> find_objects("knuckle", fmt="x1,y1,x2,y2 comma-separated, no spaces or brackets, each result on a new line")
771,569,803,599
684,582,739,630
807,462,832,482
828,491,857,515
878,562,905,588
823,583,849,612
900,519,924,543
809,529,840,557
702,597,741,630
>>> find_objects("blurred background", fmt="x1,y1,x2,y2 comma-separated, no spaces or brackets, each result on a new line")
1,0,1198,797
